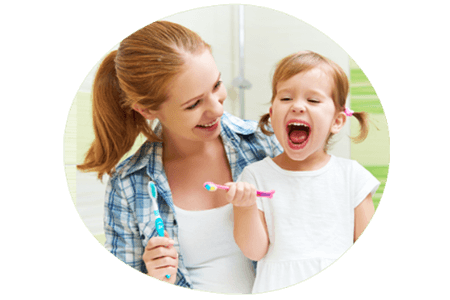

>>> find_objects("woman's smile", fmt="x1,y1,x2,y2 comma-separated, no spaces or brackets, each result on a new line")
195,118,220,132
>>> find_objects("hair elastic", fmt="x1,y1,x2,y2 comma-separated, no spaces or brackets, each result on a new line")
344,107,354,117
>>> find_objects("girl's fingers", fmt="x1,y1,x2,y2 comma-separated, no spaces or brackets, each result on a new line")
225,182,236,203
225,182,258,207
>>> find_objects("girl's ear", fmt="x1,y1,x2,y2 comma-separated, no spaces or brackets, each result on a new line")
269,106,273,118
330,111,346,134
133,104,158,120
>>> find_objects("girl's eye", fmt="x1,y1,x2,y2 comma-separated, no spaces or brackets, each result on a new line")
186,100,201,110
308,99,320,103
280,97,292,101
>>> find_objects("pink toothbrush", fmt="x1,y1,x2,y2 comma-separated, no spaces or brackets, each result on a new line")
203,181,275,199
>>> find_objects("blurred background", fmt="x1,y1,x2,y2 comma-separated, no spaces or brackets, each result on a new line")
64,4,389,244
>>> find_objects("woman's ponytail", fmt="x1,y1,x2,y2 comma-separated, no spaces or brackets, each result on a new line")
77,51,152,179
77,21,210,179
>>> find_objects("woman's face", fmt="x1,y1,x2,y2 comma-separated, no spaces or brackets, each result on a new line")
153,50,226,143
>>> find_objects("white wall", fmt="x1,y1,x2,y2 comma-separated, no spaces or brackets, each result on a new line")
74,4,352,239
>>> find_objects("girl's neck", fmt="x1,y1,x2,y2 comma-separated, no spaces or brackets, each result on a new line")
273,150,331,171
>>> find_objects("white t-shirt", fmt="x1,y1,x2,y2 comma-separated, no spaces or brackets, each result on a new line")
238,155,380,293
174,203,255,294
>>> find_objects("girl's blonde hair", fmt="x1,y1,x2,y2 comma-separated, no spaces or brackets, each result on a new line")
259,51,369,149
77,21,211,179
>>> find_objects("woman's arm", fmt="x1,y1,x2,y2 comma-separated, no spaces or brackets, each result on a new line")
225,182,270,261
354,193,375,242
104,178,147,272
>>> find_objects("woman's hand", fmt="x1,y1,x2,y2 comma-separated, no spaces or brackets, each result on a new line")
224,182,257,207
142,231,178,284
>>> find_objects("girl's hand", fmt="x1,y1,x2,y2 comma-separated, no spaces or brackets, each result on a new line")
142,231,178,284
224,182,257,207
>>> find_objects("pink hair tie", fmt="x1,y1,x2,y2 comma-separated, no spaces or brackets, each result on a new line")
344,107,354,116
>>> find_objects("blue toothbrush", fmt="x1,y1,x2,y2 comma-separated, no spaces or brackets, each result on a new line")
148,181,171,279
149,181,165,237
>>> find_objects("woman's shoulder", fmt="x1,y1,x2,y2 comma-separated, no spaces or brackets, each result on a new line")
111,140,158,180
221,112,282,155
221,111,258,135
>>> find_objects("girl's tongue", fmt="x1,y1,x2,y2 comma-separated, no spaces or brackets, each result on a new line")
289,129,308,144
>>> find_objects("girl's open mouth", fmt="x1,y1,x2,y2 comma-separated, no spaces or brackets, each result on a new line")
286,120,310,149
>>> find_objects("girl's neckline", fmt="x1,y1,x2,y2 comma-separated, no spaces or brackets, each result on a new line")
264,155,335,176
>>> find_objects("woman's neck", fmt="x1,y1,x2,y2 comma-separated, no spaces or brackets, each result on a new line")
162,132,223,162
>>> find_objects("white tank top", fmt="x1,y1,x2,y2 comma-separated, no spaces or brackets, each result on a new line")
174,203,255,294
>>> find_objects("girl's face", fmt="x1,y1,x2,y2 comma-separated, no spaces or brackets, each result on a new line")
270,67,345,166
145,50,227,143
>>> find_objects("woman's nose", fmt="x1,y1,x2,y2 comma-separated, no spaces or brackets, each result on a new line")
206,92,225,114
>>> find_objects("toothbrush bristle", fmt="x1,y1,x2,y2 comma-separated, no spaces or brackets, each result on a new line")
204,182,217,192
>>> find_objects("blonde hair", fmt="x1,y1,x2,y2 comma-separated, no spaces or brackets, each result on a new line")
77,21,211,179
259,51,369,149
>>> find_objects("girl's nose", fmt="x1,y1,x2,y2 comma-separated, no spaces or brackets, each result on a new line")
291,101,305,113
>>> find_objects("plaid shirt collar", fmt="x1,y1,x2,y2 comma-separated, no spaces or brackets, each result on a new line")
117,112,257,181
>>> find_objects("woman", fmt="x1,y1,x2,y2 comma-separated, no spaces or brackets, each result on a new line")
78,20,281,293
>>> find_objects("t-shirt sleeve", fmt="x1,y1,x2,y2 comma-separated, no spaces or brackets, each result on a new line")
352,161,381,208
236,166,264,211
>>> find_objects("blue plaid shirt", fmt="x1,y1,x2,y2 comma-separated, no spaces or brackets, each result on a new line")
104,112,282,288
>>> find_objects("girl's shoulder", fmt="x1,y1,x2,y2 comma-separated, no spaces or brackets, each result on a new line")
331,155,366,170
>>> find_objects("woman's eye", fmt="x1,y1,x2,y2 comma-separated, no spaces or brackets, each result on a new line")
214,80,222,89
186,100,201,110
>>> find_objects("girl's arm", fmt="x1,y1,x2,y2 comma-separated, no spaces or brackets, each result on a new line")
354,193,375,242
233,205,269,261
225,182,270,261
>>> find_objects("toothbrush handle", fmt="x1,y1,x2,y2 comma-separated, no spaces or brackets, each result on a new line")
215,184,230,191
215,184,275,199
257,190,275,199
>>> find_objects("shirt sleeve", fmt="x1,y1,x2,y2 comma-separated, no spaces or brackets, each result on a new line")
236,166,264,212
104,176,146,273
351,161,381,208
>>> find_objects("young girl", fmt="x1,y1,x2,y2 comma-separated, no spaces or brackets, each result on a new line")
78,21,282,293
224,51,380,293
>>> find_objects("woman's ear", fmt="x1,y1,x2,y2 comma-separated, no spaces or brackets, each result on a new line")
133,104,158,120
330,112,346,134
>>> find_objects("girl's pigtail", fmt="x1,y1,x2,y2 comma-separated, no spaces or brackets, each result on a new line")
258,113,274,136
351,111,370,143
77,51,152,179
